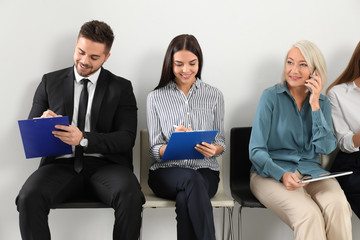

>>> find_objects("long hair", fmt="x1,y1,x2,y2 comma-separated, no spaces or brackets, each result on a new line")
281,40,327,89
155,34,203,90
326,41,360,94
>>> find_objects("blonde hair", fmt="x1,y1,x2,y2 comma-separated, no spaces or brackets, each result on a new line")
281,40,327,89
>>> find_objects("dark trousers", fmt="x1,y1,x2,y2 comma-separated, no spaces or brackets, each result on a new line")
16,157,145,240
148,167,219,240
331,150,360,218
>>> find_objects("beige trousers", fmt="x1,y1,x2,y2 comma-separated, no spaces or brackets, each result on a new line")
250,172,352,240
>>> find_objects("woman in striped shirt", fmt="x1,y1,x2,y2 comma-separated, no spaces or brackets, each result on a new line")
146,34,225,240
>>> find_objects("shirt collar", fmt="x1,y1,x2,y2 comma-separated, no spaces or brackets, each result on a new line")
276,82,288,94
346,81,358,92
168,78,201,90
276,82,325,101
73,66,101,85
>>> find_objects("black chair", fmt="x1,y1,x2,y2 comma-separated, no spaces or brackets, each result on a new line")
230,127,265,240
51,195,109,209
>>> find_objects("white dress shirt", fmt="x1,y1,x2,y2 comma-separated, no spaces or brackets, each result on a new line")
327,81,360,153
73,65,100,131
58,66,101,158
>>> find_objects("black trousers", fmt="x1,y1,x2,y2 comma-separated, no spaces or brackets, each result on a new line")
16,157,145,240
330,150,360,218
148,167,219,240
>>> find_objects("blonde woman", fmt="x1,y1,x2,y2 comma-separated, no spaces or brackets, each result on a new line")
249,40,352,240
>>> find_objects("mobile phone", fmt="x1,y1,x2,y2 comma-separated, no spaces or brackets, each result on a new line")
306,69,317,93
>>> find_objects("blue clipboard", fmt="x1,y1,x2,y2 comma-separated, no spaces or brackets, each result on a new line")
162,130,219,161
18,116,72,158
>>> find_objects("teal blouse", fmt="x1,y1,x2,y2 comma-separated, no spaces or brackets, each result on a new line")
249,83,337,181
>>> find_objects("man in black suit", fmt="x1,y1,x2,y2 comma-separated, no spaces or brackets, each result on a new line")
16,20,144,240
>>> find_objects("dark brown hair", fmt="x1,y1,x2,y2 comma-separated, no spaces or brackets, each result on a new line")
326,41,360,94
78,20,114,54
155,34,203,90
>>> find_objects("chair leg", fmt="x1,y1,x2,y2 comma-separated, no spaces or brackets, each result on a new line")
227,207,234,240
139,208,144,240
222,207,226,240
220,207,234,240
238,205,243,240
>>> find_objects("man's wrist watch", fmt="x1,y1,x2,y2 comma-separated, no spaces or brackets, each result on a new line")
79,132,88,148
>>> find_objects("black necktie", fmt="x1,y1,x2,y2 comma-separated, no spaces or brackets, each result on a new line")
74,79,89,173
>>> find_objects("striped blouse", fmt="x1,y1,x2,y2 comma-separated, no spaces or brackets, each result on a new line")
146,79,226,171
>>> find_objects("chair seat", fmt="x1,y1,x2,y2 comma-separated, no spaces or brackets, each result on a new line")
142,188,234,208
142,188,176,208
210,191,235,208
52,197,109,209
231,187,265,209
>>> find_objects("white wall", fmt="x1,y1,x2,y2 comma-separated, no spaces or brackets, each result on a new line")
1,0,360,239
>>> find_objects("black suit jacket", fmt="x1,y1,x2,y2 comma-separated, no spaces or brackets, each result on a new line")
29,67,137,170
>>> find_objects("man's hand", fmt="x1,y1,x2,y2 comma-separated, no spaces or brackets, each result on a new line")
281,172,308,190
52,125,83,146
40,110,62,118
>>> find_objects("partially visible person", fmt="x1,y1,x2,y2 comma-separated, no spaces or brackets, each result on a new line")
249,40,352,240
16,20,144,240
327,41,360,218
146,34,225,240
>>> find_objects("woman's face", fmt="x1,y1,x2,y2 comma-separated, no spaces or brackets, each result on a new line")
172,50,198,86
285,47,311,90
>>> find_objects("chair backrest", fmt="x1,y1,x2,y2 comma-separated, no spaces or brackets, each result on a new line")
216,155,225,194
320,147,339,171
230,127,252,190
140,130,152,192
140,129,226,195
229,126,337,177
